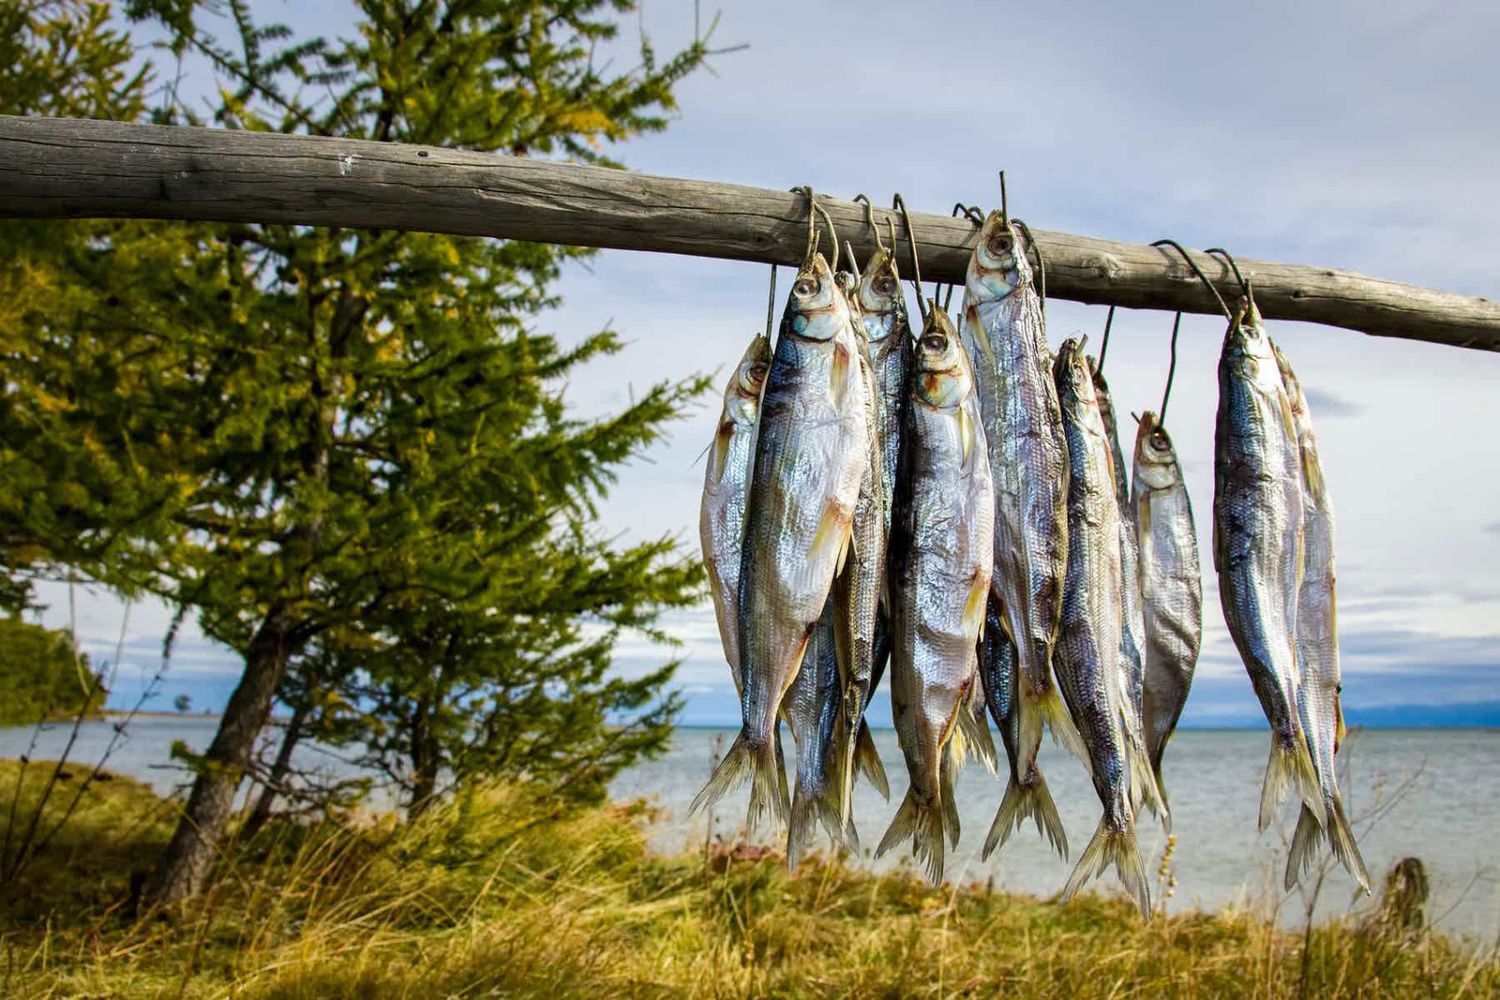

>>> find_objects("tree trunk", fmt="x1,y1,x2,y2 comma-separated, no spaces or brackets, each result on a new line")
142,607,299,911
240,696,309,840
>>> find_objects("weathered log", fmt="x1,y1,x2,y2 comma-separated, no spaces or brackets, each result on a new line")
0,115,1495,351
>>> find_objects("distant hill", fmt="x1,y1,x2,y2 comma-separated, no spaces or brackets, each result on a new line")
1179,701,1500,730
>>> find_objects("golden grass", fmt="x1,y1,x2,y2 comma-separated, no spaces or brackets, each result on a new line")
0,759,1495,999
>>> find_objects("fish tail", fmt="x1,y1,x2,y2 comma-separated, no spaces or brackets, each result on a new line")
875,788,947,885
956,685,998,775
940,741,962,848
1151,765,1172,834
690,730,788,835
1327,794,1371,894
787,779,846,872
854,719,890,800
1026,682,1087,767
983,769,1068,861
1128,738,1171,832
1259,733,1326,831
1061,816,1152,920
1284,803,1324,891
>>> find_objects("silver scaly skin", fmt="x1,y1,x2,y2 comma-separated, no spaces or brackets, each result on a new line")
783,599,848,868
690,253,870,834
699,334,771,687
959,211,1084,788
875,306,994,884
855,247,910,539
1212,300,1325,831
1089,358,1166,828
1131,411,1202,812
1052,339,1150,919
1274,343,1370,893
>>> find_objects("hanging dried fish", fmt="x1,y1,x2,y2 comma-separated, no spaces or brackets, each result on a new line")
875,305,994,884
1274,343,1369,893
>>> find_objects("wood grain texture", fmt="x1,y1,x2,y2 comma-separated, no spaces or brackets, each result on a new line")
1,115,1495,351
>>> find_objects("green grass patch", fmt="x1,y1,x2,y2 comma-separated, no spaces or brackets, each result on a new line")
0,759,1495,998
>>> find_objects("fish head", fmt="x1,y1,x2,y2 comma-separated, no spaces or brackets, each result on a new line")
1053,336,1098,412
727,335,771,425
782,253,850,343
1133,410,1181,489
913,307,971,408
856,247,904,342
966,210,1026,302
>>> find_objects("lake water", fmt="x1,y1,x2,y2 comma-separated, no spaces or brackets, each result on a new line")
4,719,1498,940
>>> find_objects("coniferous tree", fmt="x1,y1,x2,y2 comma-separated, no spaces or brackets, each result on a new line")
1,0,718,908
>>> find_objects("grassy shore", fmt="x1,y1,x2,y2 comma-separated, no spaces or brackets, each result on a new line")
0,760,1495,998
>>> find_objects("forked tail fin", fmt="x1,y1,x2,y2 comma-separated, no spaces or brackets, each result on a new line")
1285,803,1323,891
1061,815,1151,919
787,779,846,872
1327,794,1371,893
855,720,890,799
875,787,947,885
1127,737,1171,833
956,686,998,775
1018,681,1088,772
983,768,1068,861
1259,733,1326,831
688,730,788,835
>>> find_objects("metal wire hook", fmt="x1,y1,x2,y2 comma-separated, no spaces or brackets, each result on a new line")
1204,247,1251,299
764,264,777,340
844,241,861,285
1097,305,1117,373
952,202,984,225
1159,311,1183,426
999,170,1009,224
853,194,888,255
891,193,927,320
791,185,819,267
1013,217,1047,313
813,199,840,274
1150,238,1232,320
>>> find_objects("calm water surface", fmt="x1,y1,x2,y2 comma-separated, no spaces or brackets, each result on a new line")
4,719,1497,938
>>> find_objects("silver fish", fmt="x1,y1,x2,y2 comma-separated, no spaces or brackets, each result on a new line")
1275,344,1369,893
979,593,1068,860
691,253,870,832
1131,411,1202,810
784,599,848,867
700,334,772,686
1053,338,1150,918
1090,359,1166,827
1213,300,1324,831
875,306,994,884
959,211,1083,786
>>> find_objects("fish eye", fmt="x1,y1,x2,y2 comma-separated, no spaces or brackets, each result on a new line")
874,276,896,295
987,233,1013,254
747,362,768,382
920,334,946,352
794,277,818,296
1152,431,1169,449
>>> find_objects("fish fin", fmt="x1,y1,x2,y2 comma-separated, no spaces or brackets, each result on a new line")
1127,733,1170,832
1151,761,1172,835
690,729,787,833
1334,696,1346,755
709,423,733,484
956,685,998,776
1030,684,1088,769
940,741,962,848
830,340,856,414
958,404,977,471
967,313,997,367
774,726,791,828
854,719,890,800
787,777,846,872
1327,794,1371,894
1284,803,1323,891
875,788,946,885
810,505,854,583
1259,734,1326,831
1061,817,1151,920
983,768,1068,861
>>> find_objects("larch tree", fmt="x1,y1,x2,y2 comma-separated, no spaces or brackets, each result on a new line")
1,0,718,909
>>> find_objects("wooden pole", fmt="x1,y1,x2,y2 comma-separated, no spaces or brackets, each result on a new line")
1,115,1495,351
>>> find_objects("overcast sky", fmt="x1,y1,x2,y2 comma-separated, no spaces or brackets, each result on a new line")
33,0,1500,726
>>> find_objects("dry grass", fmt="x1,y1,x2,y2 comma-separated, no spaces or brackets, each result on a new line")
1,759,1496,999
